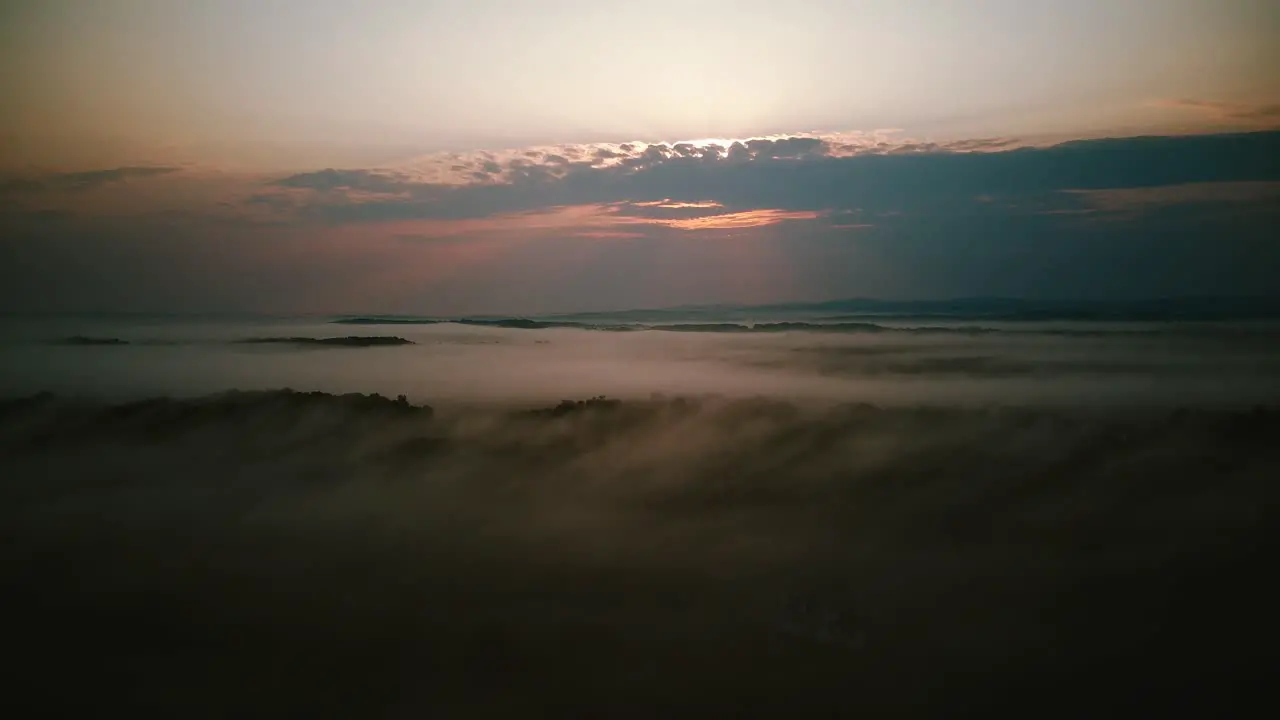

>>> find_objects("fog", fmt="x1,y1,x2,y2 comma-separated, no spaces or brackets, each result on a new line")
3,379,1278,715
3,318,1279,715
2,319,1279,408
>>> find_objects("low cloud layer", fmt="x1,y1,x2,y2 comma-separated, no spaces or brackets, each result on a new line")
0,166,180,195
3,387,1277,714
5,319,1279,408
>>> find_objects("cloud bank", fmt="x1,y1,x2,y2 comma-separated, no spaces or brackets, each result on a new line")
2,128,1278,313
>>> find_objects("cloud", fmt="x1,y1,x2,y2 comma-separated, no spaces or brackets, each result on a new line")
886,142,944,154
632,200,723,209
271,168,411,195
645,208,824,231
574,230,647,239
741,137,830,160
1157,98,1280,125
941,138,1022,152
5,131,1279,313
255,130,1280,231
1061,181,1280,214
0,166,180,194
342,201,825,241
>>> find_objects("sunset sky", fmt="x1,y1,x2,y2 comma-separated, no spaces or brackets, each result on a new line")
2,0,1278,314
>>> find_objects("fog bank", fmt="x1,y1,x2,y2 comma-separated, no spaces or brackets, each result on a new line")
3,390,1277,716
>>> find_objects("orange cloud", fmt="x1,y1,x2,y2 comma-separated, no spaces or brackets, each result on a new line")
363,203,824,239
652,209,823,230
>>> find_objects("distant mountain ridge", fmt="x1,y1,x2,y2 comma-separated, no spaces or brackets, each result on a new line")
323,296,1280,329
542,296,1280,323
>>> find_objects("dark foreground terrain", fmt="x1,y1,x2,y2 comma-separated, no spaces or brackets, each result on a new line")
2,390,1278,717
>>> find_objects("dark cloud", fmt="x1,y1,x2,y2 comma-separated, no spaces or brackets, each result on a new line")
294,130,1280,225
744,137,829,159
668,143,723,161
272,168,409,195
506,160,561,184
1162,98,1280,124
5,132,1279,312
887,142,944,154
245,193,296,209
726,142,752,162
307,131,1279,302
946,137,1022,152
0,166,180,194
626,144,673,169
1225,104,1280,121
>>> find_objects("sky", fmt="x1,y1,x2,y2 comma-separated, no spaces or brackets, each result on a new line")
2,0,1279,314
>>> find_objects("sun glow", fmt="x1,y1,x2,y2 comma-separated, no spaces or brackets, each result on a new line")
672,137,742,148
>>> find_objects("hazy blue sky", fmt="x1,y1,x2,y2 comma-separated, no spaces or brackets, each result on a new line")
1,1,1278,313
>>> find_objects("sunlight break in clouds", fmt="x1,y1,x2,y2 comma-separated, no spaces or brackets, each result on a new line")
657,209,824,231
632,200,725,210
349,203,827,240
